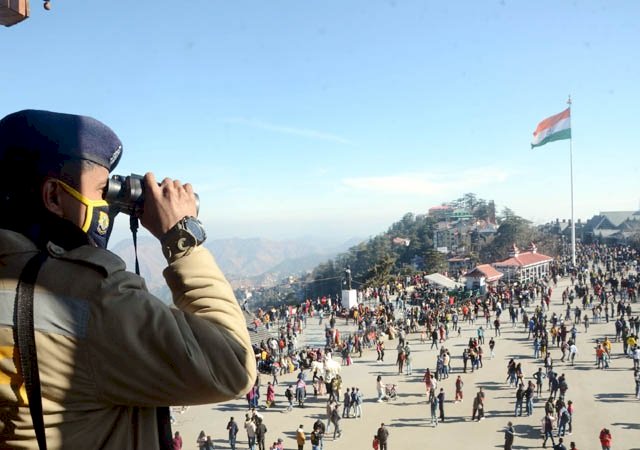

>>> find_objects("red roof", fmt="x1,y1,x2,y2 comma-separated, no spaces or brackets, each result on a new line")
494,251,553,267
465,264,504,282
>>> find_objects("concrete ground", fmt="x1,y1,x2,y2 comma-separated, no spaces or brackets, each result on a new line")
173,276,639,450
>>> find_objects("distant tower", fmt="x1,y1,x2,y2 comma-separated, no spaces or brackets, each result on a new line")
488,200,496,223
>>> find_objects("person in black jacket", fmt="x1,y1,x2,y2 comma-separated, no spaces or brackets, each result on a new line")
376,423,389,450
255,417,268,450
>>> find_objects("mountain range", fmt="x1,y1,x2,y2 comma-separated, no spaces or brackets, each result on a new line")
110,235,361,301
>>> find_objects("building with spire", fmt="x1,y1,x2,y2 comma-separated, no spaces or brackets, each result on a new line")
491,243,553,283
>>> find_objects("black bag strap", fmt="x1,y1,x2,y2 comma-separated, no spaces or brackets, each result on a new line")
14,252,49,450
129,217,172,450
156,406,173,450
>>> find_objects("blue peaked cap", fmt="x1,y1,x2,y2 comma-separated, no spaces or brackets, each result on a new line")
0,109,123,172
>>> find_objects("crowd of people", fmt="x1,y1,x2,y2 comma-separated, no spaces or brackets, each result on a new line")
176,242,638,450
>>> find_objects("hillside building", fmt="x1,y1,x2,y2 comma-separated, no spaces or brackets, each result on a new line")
583,210,640,243
492,243,553,283
464,264,504,294
428,204,454,220
448,257,474,277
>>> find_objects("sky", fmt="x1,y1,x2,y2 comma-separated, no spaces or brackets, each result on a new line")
3,1,639,246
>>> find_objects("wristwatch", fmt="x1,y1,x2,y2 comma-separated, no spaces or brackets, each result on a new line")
161,216,207,259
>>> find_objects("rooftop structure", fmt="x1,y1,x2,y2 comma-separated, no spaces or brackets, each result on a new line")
492,243,553,282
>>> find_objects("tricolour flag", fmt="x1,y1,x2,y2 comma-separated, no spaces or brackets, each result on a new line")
531,107,571,148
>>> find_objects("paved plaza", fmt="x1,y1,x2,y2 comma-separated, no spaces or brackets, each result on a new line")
173,276,639,450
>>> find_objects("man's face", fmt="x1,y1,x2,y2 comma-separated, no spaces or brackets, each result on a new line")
57,164,109,230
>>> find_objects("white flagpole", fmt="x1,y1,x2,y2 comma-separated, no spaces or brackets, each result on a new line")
568,95,576,266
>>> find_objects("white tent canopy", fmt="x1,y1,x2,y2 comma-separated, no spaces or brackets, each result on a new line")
424,273,463,290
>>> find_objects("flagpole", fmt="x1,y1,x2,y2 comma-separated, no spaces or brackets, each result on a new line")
568,95,576,266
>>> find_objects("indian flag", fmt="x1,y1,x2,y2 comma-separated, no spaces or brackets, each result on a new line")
531,108,571,148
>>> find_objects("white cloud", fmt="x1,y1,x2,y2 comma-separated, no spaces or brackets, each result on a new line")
225,117,353,145
342,167,511,195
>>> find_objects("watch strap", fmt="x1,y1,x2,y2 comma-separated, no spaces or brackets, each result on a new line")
161,216,206,260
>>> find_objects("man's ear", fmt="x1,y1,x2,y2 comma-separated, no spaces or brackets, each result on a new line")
42,178,64,217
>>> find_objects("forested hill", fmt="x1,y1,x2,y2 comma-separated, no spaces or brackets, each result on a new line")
296,194,558,300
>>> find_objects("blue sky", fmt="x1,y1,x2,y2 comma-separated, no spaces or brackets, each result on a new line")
3,1,639,245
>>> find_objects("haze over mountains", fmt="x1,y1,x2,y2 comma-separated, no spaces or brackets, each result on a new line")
110,235,361,301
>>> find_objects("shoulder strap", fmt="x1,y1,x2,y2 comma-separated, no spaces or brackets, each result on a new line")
127,219,172,450
14,252,49,450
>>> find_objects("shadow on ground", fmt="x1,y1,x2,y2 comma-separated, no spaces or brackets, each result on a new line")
594,392,635,402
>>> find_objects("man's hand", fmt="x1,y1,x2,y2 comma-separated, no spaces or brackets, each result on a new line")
140,172,198,239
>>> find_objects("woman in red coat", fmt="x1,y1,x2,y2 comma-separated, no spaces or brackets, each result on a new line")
599,427,612,450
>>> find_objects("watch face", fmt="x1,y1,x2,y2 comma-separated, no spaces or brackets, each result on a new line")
185,217,206,243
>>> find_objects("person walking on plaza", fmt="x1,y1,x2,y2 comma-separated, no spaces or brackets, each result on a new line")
504,421,515,450
325,399,337,432
245,415,257,450
376,423,389,450
429,388,439,426
376,375,386,402
296,424,306,450
557,404,570,437
525,381,535,416
285,385,294,411
330,403,342,439
256,417,268,450
455,375,464,402
296,378,307,408
353,387,363,418
342,388,352,418
312,419,325,450
172,431,183,450
310,426,321,450
423,369,436,400
477,325,485,344
201,436,215,450
227,417,239,450
431,328,439,349
396,343,406,374
534,368,546,397
472,388,485,421
405,342,413,375
437,388,446,422
569,342,578,365
599,427,612,450
566,400,574,434
542,412,556,448
376,339,385,362
197,431,207,449
266,382,276,408
514,384,525,416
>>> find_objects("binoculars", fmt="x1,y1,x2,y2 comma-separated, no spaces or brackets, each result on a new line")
105,174,199,216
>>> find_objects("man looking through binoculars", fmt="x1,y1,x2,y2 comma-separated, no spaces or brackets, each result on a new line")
0,109,256,449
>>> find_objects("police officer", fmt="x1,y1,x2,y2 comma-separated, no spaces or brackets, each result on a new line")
0,109,256,449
